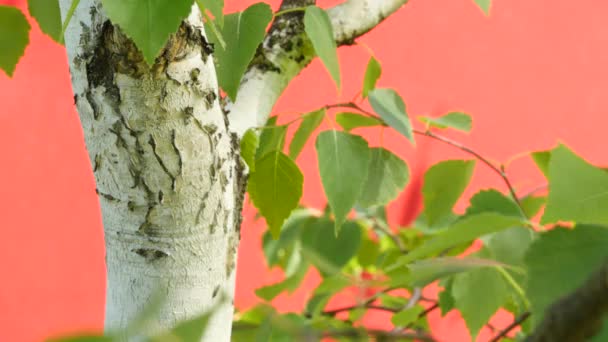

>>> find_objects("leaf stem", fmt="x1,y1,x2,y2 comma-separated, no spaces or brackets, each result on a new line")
495,266,531,309
60,0,81,44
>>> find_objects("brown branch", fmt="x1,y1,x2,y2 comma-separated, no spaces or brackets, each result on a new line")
524,260,608,342
488,312,531,342
325,328,437,341
324,304,400,316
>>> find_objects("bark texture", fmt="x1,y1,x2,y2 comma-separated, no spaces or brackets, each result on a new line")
59,2,245,340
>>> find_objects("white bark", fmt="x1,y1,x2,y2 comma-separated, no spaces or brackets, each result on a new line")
228,0,409,138
59,1,244,340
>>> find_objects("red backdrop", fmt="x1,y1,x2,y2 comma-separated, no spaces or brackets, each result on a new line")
2,0,608,341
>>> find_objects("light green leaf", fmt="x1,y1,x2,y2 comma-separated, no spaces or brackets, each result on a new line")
262,209,312,267
486,226,535,266
362,56,381,98
397,213,523,265
256,117,287,160
391,306,425,327
335,112,383,132
356,233,380,267
289,109,325,159
240,129,259,172
531,150,551,178
520,195,546,219
255,259,308,301
542,145,608,225
300,218,361,276
406,256,509,287
304,6,340,89
206,3,273,100
316,131,371,232
423,160,476,226
28,0,62,42
248,151,303,239
525,225,608,326
47,336,114,342
474,0,492,15
453,267,509,340
358,147,410,208
0,6,30,77
419,112,472,132
153,310,214,342
369,88,414,143
465,189,521,218
314,275,351,294
101,0,193,65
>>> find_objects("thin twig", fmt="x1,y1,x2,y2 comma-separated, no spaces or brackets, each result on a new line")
325,328,437,341
488,312,531,342
324,304,400,316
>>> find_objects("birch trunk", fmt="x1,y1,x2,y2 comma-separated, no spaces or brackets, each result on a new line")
59,2,244,340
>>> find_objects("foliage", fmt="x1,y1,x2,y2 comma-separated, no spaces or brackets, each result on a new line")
7,0,608,342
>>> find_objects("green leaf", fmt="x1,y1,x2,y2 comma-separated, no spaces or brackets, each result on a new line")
542,145,608,225
423,160,476,226
419,112,472,132
358,147,410,208
531,150,551,178
397,213,523,265
405,256,509,287
255,259,308,301
262,209,312,267
256,117,287,160
316,131,371,232
369,88,414,143
0,6,30,77
520,195,546,219
362,56,381,98
248,151,303,239
356,233,380,267
452,267,509,340
28,0,62,42
240,129,259,172
304,6,340,89
391,306,425,327
153,310,213,342
289,109,325,159
335,112,383,132
300,218,361,275
314,275,351,294
438,279,455,315
465,189,521,218
47,336,114,342
524,225,608,326
485,227,535,266
474,0,492,15
206,3,273,100
199,0,223,27
100,0,193,65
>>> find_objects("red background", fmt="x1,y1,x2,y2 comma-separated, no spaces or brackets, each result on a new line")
1,0,608,341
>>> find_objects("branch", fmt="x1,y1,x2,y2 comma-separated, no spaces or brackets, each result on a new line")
227,0,409,137
326,328,437,341
524,260,608,342
488,312,530,342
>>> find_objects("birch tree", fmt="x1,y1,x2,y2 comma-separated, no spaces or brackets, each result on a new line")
4,0,608,341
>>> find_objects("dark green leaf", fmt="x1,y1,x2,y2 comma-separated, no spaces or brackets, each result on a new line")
316,130,371,232
0,6,30,77
362,56,381,98
419,112,472,132
542,145,608,225
256,117,287,160
359,147,410,208
465,189,521,218
248,151,303,238
206,3,273,100
391,306,424,327
335,112,383,131
423,160,476,226
289,109,325,159
300,218,361,275
520,195,546,219
525,225,608,326
199,0,223,27
531,150,551,178
240,129,259,172
369,88,414,143
304,6,340,89
452,267,509,339
101,0,193,65
438,279,455,315
28,0,62,42
397,213,523,265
